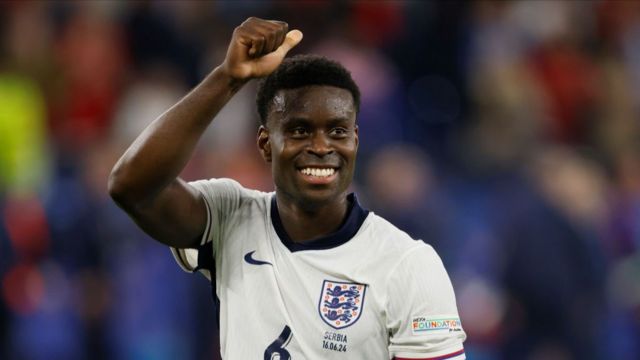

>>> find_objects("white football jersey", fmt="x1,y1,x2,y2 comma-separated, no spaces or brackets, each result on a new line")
172,178,466,359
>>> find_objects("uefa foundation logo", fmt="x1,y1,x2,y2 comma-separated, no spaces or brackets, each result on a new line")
411,316,463,335
318,279,366,329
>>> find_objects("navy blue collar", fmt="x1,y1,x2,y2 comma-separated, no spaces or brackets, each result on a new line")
270,193,369,252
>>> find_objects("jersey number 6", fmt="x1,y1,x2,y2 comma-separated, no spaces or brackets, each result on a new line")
264,325,292,360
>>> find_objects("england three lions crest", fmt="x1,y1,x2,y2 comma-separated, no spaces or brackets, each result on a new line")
318,280,366,329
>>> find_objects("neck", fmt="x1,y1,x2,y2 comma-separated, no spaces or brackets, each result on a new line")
275,192,349,243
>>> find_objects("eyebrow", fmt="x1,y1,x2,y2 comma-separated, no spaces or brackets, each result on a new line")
285,116,353,125
283,117,311,127
326,117,352,125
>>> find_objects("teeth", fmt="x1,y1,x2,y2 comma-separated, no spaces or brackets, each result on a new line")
300,168,335,177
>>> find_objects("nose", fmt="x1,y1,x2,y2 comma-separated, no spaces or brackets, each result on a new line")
306,131,333,157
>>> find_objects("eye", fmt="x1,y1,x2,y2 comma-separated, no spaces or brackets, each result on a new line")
330,127,348,138
290,127,308,138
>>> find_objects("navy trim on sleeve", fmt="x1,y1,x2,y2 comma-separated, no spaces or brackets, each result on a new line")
194,241,214,274
271,193,369,252
192,241,219,330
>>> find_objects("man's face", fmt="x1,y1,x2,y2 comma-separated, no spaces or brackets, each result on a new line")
258,85,358,207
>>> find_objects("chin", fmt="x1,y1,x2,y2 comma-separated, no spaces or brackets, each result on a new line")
296,188,344,208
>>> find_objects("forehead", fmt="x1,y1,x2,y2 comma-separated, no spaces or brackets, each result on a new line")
268,85,355,124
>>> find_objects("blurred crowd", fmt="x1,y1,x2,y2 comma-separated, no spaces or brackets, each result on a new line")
1,1,639,359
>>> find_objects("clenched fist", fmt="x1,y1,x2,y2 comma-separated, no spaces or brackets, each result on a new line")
221,17,303,80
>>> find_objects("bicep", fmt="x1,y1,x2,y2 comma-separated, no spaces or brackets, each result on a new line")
123,178,207,248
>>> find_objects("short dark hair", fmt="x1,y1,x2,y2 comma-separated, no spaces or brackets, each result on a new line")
256,54,360,124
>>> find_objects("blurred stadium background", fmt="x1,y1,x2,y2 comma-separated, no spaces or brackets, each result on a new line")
1,1,639,359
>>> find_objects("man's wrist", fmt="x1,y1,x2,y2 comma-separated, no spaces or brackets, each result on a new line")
206,65,250,93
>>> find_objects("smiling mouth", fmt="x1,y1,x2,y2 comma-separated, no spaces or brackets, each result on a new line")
299,167,337,178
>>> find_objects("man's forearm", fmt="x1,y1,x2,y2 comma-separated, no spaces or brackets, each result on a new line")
108,66,246,206
107,18,300,247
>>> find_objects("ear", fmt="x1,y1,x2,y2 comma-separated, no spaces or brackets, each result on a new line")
257,125,272,162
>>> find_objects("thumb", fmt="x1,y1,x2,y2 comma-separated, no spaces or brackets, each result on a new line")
273,30,303,58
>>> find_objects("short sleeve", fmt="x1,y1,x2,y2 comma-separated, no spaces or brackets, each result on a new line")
171,178,245,280
386,244,466,360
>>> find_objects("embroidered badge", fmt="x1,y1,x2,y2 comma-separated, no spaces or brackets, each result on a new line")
318,280,366,329
411,316,463,335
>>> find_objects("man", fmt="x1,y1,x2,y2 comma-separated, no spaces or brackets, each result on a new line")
109,17,466,359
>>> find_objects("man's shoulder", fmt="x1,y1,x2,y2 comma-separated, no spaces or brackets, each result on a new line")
352,212,443,294
360,212,432,259
365,212,419,244
187,177,273,220
190,177,271,201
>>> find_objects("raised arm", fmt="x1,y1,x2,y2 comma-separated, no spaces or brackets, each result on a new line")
108,17,303,248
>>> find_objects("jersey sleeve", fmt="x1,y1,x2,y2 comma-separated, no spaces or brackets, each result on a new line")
170,178,245,280
386,244,466,360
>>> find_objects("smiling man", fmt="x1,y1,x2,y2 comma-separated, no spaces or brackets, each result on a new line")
109,17,466,359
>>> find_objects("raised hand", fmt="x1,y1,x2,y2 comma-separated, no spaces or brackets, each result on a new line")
221,17,303,81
